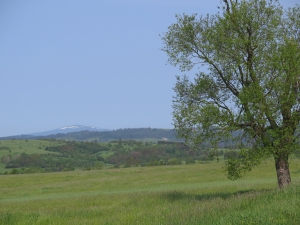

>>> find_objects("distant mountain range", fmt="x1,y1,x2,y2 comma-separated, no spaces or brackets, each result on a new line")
0,125,244,146
0,126,179,142
44,128,178,142
29,125,109,136
0,125,109,140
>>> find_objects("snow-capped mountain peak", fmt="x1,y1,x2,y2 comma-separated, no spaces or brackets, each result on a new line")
29,125,109,136
60,125,83,130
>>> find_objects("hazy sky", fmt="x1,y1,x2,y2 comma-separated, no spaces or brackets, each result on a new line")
0,0,298,137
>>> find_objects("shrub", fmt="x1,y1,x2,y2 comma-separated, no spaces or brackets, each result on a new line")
186,158,196,164
167,158,181,165
10,168,19,174
123,163,131,168
94,162,104,170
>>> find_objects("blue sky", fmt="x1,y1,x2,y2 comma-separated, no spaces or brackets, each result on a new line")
0,0,298,137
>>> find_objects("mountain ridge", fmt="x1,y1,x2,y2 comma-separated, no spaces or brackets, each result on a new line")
0,125,109,139
0,126,178,142
44,128,178,142
29,125,109,136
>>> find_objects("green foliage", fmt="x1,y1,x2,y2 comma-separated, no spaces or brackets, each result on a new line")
167,158,182,165
185,157,196,164
107,141,198,166
94,161,104,170
0,140,107,173
0,146,11,150
8,137,300,176
162,0,300,185
10,168,19,174
0,138,217,174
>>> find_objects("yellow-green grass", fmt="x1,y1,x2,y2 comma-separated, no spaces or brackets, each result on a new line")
0,163,6,173
0,140,63,156
1,160,300,224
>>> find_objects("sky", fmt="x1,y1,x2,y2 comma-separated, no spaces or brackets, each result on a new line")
0,0,299,137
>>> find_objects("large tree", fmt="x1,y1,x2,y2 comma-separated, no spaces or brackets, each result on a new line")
162,0,300,188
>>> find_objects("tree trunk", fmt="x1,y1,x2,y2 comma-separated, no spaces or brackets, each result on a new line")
275,157,291,188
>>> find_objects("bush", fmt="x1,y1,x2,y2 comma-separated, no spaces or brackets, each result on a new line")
10,168,19,174
167,158,181,165
224,150,239,159
63,167,75,172
186,158,196,164
199,155,208,161
123,163,131,168
158,159,166,165
94,162,104,170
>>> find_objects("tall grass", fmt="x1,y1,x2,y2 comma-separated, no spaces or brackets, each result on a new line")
1,160,300,224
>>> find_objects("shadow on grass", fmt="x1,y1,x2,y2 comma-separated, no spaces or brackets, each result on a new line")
161,189,266,202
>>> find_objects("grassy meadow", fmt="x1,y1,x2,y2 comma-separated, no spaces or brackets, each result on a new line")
1,159,300,224
0,139,63,155
0,140,64,173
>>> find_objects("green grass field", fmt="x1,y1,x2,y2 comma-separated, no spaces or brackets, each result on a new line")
1,159,300,224
0,140,64,173
0,139,63,156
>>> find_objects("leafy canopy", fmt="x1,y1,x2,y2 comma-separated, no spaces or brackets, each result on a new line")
162,0,300,179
